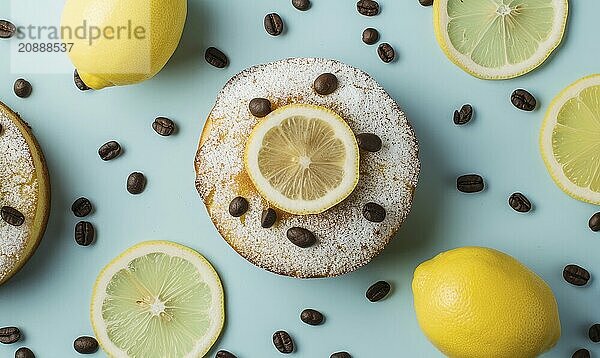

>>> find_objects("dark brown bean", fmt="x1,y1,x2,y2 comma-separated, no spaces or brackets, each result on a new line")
511,89,536,111
273,331,294,354
357,0,380,16
292,0,311,11
509,193,532,213
313,73,338,95
264,13,284,36
73,70,90,91
229,197,249,217
14,79,32,98
366,280,391,302
331,353,352,358
453,104,473,125
377,43,395,63
363,203,386,223
0,20,16,38
419,0,434,6
589,212,600,232
287,227,317,248
0,123,3,135
563,264,590,286
249,98,272,118
1,206,25,226
127,172,146,194
356,133,382,152
205,47,229,68
216,350,237,358
590,324,600,343
15,347,35,358
98,141,122,161
362,28,379,45
572,348,591,358
152,117,176,136
457,174,484,193
73,336,99,354
261,208,277,228
75,221,95,246
300,309,324,325
72,197,93,217
0,327,20,344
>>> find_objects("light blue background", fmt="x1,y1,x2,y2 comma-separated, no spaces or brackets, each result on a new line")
1,0,599,357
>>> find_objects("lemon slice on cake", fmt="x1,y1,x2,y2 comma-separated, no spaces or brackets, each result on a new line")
540,74,600,204
433,0,568,79
244,104,359,215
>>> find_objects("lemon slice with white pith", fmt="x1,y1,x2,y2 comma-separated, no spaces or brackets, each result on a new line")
244,104,360,215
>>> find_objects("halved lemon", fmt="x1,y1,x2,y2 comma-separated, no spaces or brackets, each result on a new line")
244,104,360,215
540,74,600,205
433,0,568,80
91,241,224,358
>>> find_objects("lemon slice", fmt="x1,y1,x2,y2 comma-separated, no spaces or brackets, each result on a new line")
91,241,224,358
540,74,600,204
433,0,568,80
244,104,360,215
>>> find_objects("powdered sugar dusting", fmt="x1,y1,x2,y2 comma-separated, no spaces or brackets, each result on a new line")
195,58,420,278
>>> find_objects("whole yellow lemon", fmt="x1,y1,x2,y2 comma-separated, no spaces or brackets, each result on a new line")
60,0,186,89
412,247,560,358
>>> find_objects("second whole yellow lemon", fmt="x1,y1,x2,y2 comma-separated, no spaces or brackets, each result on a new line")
412,247,560,358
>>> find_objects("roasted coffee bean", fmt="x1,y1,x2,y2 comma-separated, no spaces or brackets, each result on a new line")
287,227,317,248
264,13,284,36
313,73,338,95
0,20,16,38
127,172,146,194
98,141,122,161
0,327,20,344
589,212,600,232
249,98,272,118
73,336,99,354
72,197,93,217
216,350,237,358
453,104,473,125
419,0,434,6
300,309,324,325
509,193,531,213
15,347,35,358
356,133,382,152
273,331,294,354
152,117,176,136
511,89,536,111
590,324,600,343
1,206,25,226
366,280,391,302
261,208,277,228
572,348,591,358
14,79,32,98
229,197,249,217
363,203,386,223
205,47,229,68
563,264,590,286
457,174,484,193
377,43,395,63
357,0,380,16
362,28,379,45
75,221,95,246
73,70,90,91
331,353,352,358
292,0,311,11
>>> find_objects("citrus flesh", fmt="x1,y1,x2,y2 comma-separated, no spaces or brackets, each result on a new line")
244,104,360,215
91,241,224,358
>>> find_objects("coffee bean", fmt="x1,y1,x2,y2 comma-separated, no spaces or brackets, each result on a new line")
127,172,146,194
73,336,99,354
14,79,32,98
249,98,272,118
419,0,434,6
356,133,382,152
509,193,531,213
1,206,25,226
72,197,93,217
563,264,590,286
362,28,379,45
314,73,338,95
152,117,176,136
205,47,229,68
264,13,284,36
75,221,95,246
292,0,311,11
73,70,90,91
98,141,122,161
216,350,237,358
0,327,20,344
511,89,536,111
273,331,294,354
300,309,324,325
15,347,35,358
287,227,317,248
357,0,380,16
590,324,600,343
589,212,600,232
331,353,352,358
377,43,395,63
261,208,277,228
572,348,591,358
229,197,249,217
457,174,484,193
366,280,391,302
453,104,473,125
0,20,16,38
363,203,386,223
